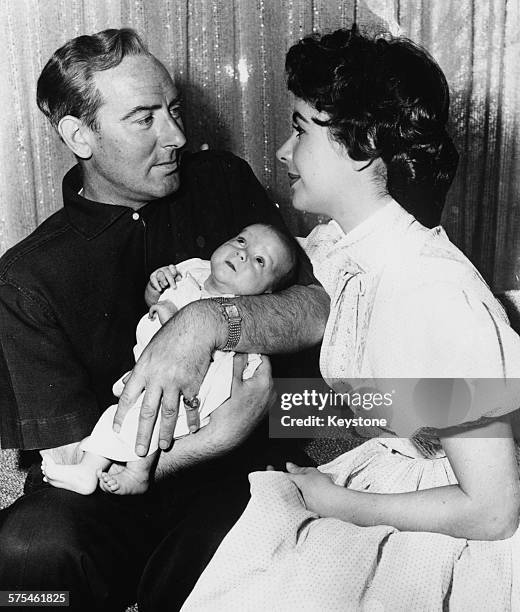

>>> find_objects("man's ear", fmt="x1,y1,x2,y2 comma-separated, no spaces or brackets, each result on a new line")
57,116,93,159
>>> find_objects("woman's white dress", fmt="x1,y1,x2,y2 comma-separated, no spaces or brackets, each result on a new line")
182,201,520,611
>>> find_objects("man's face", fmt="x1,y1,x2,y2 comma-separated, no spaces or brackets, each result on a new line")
210,225,291,295
84,54,186,208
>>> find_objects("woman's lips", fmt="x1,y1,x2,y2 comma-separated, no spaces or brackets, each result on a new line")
288,172,300,187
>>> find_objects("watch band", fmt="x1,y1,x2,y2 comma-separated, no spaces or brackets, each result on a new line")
211,297,242,351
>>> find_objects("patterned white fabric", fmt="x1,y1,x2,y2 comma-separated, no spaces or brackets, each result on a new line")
181,203,520,611
183,466,519,611
305,201,520,436
81,258,261,462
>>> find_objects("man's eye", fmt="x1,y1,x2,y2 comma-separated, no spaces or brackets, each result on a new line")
169,106,182,119
137,115,153,126
236,237,245,244
255,257,265,266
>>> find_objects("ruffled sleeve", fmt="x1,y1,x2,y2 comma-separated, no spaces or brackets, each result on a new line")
365,281,520,437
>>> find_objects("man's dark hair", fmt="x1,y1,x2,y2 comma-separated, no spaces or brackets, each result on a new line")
285,27,459,228
37,28,149,131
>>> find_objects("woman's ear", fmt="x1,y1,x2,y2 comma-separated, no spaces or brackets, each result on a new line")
57,116,92,159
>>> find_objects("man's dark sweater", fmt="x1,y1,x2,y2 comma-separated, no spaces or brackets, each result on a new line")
0,150,304,450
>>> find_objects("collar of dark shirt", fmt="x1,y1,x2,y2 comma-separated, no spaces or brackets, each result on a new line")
62,164,174,240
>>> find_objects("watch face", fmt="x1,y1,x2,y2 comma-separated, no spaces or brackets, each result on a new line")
225,304,240,319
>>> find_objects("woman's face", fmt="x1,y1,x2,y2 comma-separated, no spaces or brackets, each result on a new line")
276,98,353,217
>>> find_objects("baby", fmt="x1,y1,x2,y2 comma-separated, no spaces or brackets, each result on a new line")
41,223,298,495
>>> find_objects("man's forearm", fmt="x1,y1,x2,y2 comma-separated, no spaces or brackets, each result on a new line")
202,284,329,354
114,283,321,451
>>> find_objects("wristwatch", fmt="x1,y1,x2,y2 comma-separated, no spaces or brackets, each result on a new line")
211,297,242,351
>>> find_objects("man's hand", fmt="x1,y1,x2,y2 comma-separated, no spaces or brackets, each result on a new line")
114,301,221,456
204,353,274,449
155,353,274,478
115,284,327,459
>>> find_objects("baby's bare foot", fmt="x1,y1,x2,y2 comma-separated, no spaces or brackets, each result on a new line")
42,457,98,495
97,462,150,496
40,441,84,466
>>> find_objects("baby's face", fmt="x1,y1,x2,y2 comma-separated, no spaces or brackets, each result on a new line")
210,225,290,295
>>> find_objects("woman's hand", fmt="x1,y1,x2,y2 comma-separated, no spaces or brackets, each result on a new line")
285,462,338,516
282,419,520,540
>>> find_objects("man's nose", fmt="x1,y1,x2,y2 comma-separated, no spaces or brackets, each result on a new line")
235,249,246,262
276,137,292,164
162,114,186,149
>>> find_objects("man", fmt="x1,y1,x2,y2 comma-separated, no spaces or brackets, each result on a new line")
0,28,328,611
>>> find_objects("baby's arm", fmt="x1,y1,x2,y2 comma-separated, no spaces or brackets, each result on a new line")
149,300,178,325
145,264,180,307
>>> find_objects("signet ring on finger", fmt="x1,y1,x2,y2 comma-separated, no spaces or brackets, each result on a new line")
184,396,200,411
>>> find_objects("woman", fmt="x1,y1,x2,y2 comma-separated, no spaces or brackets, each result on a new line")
182,28,520,611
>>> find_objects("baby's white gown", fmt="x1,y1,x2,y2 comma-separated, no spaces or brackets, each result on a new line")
81,258,260,462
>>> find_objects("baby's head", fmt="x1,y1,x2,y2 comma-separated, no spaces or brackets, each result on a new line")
209,224,299,295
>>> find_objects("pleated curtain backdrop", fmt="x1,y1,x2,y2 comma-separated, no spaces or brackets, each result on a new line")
1,0,519,291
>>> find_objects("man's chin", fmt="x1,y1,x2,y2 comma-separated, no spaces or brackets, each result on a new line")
151,174,181,198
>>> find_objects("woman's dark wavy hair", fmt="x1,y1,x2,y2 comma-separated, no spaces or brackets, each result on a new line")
37,28,148,132
285,27,459,227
